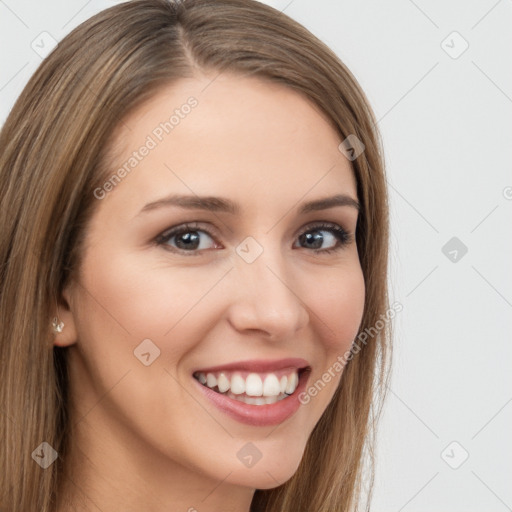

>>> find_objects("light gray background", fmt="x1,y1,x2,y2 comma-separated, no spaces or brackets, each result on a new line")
1,1,511,510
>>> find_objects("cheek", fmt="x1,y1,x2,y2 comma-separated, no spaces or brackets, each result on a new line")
71,247,236,413
310,263,366,353
77,246,226,345
68,250,234,452
298,263,365,412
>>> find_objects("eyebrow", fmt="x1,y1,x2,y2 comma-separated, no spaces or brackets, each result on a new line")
138,193,360,216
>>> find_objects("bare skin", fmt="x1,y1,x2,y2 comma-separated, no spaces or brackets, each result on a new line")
54,72,365,512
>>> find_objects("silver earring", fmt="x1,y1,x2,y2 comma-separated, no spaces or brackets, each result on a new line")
52,317,64,333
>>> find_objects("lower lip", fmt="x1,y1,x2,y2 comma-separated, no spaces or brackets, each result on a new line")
193,370,311,427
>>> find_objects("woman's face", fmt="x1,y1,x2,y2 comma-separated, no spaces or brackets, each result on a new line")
58,73,365,505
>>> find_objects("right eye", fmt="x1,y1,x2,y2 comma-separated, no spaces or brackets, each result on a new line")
156,222,221,255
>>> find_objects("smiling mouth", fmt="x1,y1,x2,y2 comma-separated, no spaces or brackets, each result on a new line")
192,367,309,406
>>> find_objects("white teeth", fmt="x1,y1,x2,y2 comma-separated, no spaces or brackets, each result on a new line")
263,374,281,396
245,373,263,396
225,390,288,405
285,372,298,394
280,375,288,394
206,373,217,388
217,373,230,393
230,373,245,395
195,369,301,398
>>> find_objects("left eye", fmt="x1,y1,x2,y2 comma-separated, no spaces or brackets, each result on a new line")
295,225,349,252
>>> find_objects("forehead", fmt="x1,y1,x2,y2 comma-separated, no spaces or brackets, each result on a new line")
100,73,357,215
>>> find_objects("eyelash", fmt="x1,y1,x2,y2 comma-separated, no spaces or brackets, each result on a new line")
155,221,353,256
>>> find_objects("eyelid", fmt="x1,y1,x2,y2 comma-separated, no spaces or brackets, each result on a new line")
155,221,222,246
298,220,351,236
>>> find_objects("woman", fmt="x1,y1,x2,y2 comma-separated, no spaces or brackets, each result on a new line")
0,0,392,510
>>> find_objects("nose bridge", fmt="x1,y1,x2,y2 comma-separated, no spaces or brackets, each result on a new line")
227,237,309,337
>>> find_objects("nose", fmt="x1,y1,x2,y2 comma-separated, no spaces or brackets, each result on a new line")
226,247,310,340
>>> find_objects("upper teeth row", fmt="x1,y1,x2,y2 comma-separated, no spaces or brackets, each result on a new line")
194,371,299,397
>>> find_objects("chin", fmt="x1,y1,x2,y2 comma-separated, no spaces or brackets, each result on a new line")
227,445,305,490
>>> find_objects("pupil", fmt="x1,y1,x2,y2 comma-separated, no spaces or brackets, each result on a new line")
303,232,322,249
177,231,199,249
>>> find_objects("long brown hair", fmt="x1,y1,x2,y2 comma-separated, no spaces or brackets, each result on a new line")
0,1,391,510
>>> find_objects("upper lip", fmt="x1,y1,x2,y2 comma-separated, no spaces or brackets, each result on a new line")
192,357,310,374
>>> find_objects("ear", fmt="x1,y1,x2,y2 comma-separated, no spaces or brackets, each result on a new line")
52,281,78,347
